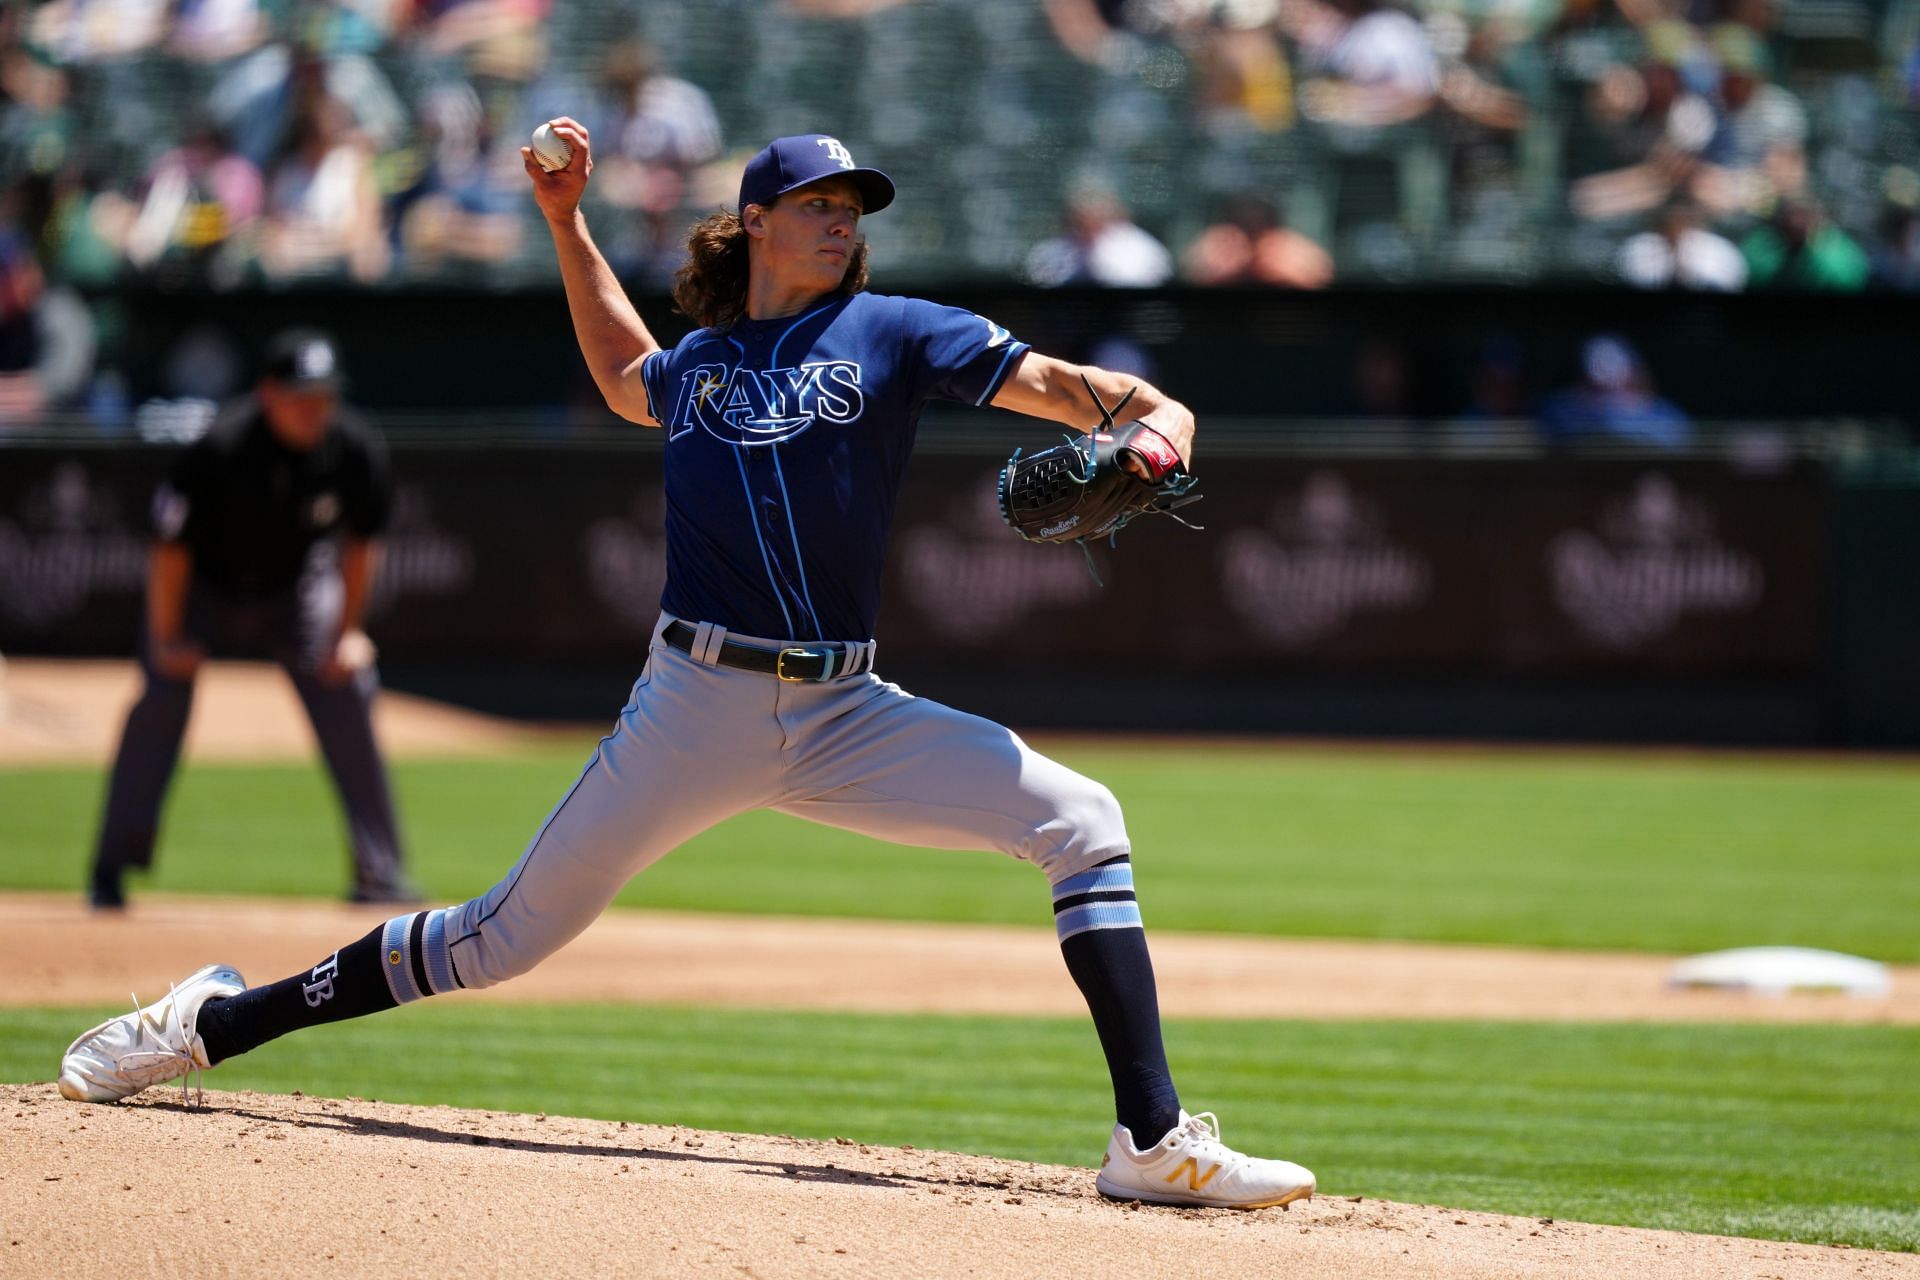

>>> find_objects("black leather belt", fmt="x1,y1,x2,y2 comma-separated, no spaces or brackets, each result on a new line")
662,619,874,682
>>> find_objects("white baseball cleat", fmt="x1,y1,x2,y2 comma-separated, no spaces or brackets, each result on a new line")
1096,1110,1316,1209
57,964,246,1104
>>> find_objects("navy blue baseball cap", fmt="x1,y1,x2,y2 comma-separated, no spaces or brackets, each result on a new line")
738,135,895,215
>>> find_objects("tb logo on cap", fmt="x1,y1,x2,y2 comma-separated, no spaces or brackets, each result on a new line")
816,137,855,170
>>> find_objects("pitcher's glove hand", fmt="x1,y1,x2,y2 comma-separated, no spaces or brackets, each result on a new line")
997,377,1203,547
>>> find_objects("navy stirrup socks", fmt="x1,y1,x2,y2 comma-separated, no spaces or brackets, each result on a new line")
1053,856,1183,1147
196,923,399,1065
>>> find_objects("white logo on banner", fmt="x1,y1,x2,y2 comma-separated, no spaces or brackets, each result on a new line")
585,494,670,631
897,488,1100,642
365,486,475,618
0,463,148,629
1549,473,1760,649
1220,472,1431,649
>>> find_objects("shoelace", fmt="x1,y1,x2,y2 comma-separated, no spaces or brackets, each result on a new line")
118,980,205,1106
1177,1111,1236,1162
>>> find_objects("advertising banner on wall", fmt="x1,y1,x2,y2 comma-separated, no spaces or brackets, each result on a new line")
0,445,1824,681
878,456,1823,678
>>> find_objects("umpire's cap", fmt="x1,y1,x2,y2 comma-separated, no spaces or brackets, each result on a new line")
738,135,895,215
261,329,344,391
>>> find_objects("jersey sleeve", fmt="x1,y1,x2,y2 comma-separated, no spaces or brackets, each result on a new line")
900,299,1030,408
339,415,394,537
639,349,671,425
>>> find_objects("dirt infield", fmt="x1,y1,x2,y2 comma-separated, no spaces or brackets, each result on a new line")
5,1083,1914,1279
0,657,535,765
3,892,1914,1025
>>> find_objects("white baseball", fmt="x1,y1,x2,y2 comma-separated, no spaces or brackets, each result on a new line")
530,122,573,173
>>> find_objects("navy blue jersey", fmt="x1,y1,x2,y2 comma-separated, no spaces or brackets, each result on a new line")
639,292,1029,640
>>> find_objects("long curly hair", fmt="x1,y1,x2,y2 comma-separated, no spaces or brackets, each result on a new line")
671,206,871,331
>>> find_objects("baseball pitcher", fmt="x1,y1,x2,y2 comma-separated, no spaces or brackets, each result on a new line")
57,124,1312,1210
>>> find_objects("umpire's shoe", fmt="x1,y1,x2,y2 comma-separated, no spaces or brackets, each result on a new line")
1096,1110,1316,1210
57,964,246,1103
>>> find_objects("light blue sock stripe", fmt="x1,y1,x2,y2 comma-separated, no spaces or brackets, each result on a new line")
1054,901,1144,940
1052,863,1135,901
379,914,423,1005
421,909,457,996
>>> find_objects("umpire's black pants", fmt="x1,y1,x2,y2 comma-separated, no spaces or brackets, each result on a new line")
91,569,409,896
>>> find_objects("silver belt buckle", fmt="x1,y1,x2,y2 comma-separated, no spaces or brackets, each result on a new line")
777,646,833,682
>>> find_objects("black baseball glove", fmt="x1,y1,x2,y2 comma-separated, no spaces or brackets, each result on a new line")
997,376,1203,549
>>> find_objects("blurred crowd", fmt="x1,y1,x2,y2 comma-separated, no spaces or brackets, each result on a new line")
1032,0,1920,290
1,0,1916,429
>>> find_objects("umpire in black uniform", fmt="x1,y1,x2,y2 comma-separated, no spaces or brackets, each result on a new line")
88,330,419,908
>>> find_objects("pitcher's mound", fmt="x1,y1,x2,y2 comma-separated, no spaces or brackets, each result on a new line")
5,1084,1911,1279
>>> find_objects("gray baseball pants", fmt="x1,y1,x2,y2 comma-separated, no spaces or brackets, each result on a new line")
391,613,1130,998
92,569,409,894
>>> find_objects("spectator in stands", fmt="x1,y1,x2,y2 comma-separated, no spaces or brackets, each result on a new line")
208,41,407,173
1704,26,1805,171
1347,335,1415,417
0,219,96,428
389,81,522,276
0,226,49,425
166,0,269,62
260,93,390,283
1044,0,1164,69
1282,0,1440,128
1616,199,1747,290
124,121,264,277
1872,201,1920,291
1688,24,1808,216
1181,1,1294,135
587,40,722,283
1538,334,1690,450
0,39,74,184
1458,333,1531,422
35,165,135,288
289,0,400,57
1740,198,1869,291
26,0,167,64
1024,185,1174,287
400,0,551,127
1567,30,1719,223
1182,192,1333,288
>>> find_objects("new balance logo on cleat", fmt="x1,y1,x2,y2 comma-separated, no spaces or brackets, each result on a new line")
1094,1111,1314,1210
1167,1157,1221,1191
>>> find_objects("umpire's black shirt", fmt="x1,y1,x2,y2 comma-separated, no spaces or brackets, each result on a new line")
153,394,392,597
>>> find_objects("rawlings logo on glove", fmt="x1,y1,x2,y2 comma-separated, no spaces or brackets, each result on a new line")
997,377,1203,555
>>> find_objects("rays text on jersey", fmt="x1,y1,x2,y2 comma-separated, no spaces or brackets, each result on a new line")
669,361,865,445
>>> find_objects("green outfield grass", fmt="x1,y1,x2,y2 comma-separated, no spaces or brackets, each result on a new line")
3,739,1917,957
4,1006,1914,1252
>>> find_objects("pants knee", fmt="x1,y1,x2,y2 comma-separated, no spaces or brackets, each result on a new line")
445,932,518,991
438,902,530,992
437,883,585,991
1035,775,1131,886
